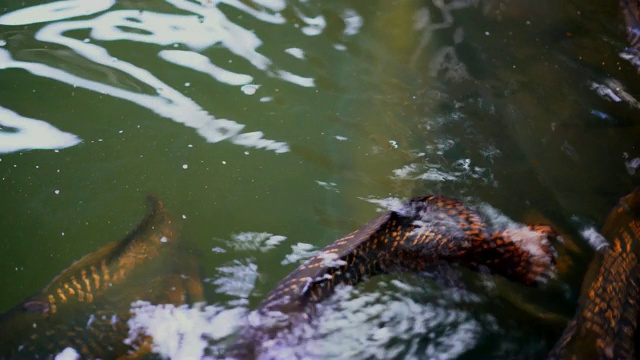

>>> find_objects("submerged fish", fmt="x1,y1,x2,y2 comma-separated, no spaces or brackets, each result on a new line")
549,186,640,359
0,196,203,359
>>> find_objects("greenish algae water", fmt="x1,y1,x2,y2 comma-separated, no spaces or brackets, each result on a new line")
0,0,638,358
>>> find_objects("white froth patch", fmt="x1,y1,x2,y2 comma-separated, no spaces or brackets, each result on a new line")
475,203,555,282
210,259,258,299
315,180,339,192
581,226,609,251
127,301,245,359
54,347,80,360
392,163,459,182
259,282,487,360
341,9,363,36
361,196,406,213
227,232,287,252
626,157,640,175
318,252,347,267
281,243,318,265
475,203,521,231
506,228,551,261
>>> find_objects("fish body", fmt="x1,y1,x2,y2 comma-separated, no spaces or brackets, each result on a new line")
548,186,640,359
0,196,202,359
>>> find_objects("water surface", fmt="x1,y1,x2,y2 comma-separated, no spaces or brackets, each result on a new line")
0,0,638,358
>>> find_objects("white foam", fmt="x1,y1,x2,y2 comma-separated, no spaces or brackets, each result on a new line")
341,9,363,36
315,180,339,192
626,157,640,175
361,196,406,213
226,232,287,252
281,243,318,265
258,282,487,360
54,347,80,360
127,301,245,360
318,252,347,267
210,259,258,298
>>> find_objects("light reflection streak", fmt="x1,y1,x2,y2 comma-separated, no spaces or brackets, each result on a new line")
0,48,266,148
33,15,290,152
0,0,338,153
0,106,81,154
0,0,114,26
159,50,253,86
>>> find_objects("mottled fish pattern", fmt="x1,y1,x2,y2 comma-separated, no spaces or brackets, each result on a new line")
229,195,558,359
0,196,203,359
548,186,640,359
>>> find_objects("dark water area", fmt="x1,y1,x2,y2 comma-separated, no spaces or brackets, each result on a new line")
0,0,638,358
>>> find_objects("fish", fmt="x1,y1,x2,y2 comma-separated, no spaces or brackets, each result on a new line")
548,186,640,359
0,195,203,359
228,195,558,359
230,188,640,359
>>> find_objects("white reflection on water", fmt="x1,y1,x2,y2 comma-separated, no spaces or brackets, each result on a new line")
225,232,287,252
209,259,259,300
281,242,318,266
0,106,81,154
160,50,253,86
259,281,487,360
0,48,267,149
0,0,352,153
0,0,114,25
126,301,246,360
120,280,487,359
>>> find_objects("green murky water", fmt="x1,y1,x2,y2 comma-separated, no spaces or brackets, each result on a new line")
0,0,638,358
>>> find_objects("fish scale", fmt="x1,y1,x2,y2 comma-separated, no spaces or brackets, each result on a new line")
549,187,640,359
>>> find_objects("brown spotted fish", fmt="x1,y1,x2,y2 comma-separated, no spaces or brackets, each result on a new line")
548,186,640,359
0,196,203,359
228,195,557,359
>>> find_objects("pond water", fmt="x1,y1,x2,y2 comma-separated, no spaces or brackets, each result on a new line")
0,0,638,359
